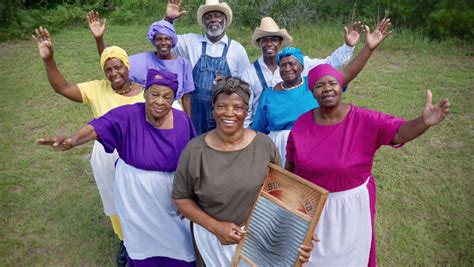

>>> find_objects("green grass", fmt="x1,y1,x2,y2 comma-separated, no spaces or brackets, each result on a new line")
1,22,473,265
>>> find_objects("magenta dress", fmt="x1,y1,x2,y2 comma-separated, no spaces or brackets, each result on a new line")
286,105,404,266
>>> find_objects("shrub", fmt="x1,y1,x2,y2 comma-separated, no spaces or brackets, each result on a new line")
1,0,473,41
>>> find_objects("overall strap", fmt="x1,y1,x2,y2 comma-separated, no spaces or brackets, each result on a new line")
253,60,268,90
222,39,232,57
201,41,207,55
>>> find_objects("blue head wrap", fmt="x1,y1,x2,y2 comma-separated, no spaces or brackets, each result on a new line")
146,19,178,48
276,47,304,68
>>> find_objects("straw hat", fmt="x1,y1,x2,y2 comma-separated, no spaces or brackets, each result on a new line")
197,0,233,31
251,17,293,47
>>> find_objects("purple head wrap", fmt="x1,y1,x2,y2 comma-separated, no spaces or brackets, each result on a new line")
308,64,344,90
146,19,178,48
145,69,179,94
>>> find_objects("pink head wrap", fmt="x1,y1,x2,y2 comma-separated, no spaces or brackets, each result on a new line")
308,64,344,90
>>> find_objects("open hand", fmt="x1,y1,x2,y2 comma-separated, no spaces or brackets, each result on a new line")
364,18,392,50
166,0,187,21
36,135,74,151
87,10,106,39
422,90,450,126
32,26,53,60
298,235,319,263
212,221,247,245
344,21,362,47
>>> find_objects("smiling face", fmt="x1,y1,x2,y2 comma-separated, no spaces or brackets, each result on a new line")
312,75,343,108
258,36,282,58
103,58,129,89
154,33,173,59
145,84,175,120
279,56,303,84
203,11,226,37
213,93,248,135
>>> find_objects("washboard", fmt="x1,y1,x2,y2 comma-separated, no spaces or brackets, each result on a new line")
232,163,328,267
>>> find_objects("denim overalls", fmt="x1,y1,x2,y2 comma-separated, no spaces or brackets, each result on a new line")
191,39,232,135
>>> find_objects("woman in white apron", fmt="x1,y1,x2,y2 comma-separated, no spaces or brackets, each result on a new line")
286,63,450,266
173,77,314,267
33,27,144,264
36,69,196,266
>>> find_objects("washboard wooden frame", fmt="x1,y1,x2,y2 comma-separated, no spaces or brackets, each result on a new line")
231,163,329,267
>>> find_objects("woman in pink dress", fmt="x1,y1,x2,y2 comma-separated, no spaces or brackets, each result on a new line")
285,64,450,266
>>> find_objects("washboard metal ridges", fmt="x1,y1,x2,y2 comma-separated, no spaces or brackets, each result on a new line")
232,163,329,267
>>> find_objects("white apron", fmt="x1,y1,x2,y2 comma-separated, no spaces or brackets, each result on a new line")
173,100,183,110
89,141,119,216
114,159,195,262
268,129,291,167
306,177,372,266
193,223,239,266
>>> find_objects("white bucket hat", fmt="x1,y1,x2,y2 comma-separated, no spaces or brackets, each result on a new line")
251,17,293,48
197,0,233,31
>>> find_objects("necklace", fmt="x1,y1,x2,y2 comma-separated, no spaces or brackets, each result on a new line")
113,81,132,95
281,79,304,91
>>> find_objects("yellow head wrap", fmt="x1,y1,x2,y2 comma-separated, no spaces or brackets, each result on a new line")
100,46,130,70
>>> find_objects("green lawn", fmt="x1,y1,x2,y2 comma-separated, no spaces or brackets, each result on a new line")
1,22,473,265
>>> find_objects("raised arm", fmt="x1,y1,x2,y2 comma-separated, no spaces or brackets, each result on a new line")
87,10,106,56
36,124,98,151
165,0,187,23
33,27,83,102
392,90,450,144
344,21,363,48
305,21,361,70
341,18,392,87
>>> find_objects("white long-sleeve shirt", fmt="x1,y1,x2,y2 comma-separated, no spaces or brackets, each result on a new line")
172,33,250,77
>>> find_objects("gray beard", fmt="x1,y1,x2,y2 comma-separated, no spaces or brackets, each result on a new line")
206,18,226,37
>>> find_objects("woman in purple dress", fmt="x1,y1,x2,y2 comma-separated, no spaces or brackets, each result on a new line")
285,64,450,266
36,69,196,266
87,11,195,116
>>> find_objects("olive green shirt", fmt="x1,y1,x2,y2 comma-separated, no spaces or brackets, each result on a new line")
173,132,280,226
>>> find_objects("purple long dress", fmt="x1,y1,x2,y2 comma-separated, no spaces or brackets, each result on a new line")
89,103,196,266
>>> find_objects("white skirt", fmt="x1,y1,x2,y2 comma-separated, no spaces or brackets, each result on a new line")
193,223,238,266
89,141,119,216
114,159,195,262
268,130,291,167
306,177,372,266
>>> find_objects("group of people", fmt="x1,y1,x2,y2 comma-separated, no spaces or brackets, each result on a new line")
34,0,450,266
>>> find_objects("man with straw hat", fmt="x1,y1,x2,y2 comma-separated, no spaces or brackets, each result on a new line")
165,0,250,135
242,17,361,127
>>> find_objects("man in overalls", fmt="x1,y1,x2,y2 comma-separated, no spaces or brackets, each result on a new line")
165,0,250,135
241,17,360,127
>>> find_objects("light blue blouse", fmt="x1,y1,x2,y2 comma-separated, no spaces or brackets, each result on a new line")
251,77,319,134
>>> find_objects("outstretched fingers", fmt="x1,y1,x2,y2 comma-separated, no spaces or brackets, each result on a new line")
425,90,433,107
87,10,92,24
352,21,362,32
36,136,61,146
438,98,450,115
33,27,51,45
43,27,52,44
378,18,392,36
363,24,371,38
